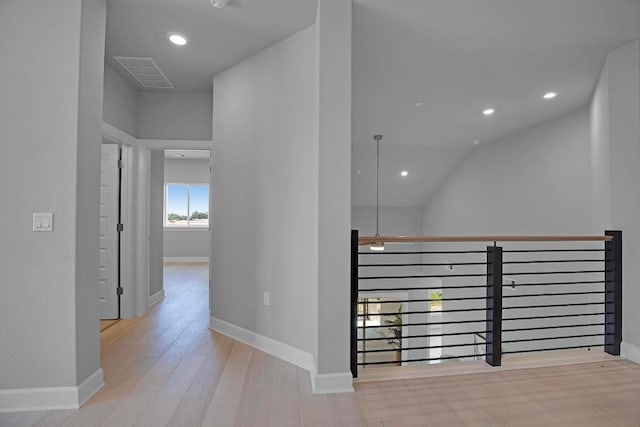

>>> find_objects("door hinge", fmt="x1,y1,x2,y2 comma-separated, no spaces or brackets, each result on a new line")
118,159,124,169
117,287,123,296
117,223,124,232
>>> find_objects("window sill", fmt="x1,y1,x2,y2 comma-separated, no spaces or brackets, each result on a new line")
163,227,210,232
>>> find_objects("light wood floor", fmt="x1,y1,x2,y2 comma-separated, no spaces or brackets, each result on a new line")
2,262,640,426
99,319,120,332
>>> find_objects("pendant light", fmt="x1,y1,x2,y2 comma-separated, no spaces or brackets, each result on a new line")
370,134,385,251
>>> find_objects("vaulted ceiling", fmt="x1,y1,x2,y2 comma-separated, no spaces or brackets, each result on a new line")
104,0,640,207
352,0,640,206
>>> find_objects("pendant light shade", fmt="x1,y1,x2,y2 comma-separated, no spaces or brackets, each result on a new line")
370,241,385,251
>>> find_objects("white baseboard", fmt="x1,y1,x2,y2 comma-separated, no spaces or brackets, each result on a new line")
149,289,165,307
210,317,314,372
0,368,103,413
164,257,208,263
311,370,354,395
621,341,640,364
77,369,105,407
209,317,353,395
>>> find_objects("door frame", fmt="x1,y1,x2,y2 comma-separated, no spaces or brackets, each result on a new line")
102,123,137,318
102,121,213,318
141,139,213,317
98,141,122,319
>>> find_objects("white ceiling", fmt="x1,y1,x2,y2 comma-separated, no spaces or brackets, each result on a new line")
352,143,471,207
105,0,318,92
351,0,640,206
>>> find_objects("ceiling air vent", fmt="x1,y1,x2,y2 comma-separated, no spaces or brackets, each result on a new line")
113,56,174,89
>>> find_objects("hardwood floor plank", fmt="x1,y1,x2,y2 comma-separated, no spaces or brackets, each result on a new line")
200,341,253,426
30,410,78,427
0,410,48,427
265,356,302,426
234,346,271,427
167,332,233,427
133,352,208,427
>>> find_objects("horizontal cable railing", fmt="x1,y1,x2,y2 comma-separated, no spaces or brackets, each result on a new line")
350,231,622,378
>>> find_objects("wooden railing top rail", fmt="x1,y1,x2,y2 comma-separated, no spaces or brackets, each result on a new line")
358,235,613,245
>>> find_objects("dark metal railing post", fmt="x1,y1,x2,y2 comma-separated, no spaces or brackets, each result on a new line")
605,230,622,355
351,230,359,378
486,245,503,366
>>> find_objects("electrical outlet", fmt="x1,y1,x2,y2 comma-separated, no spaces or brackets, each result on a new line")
33,212,53,232
263,292,270,306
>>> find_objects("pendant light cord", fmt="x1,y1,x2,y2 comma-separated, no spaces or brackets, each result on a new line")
374,135,382,237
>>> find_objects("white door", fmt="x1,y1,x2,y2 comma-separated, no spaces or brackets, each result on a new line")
99,143,120,319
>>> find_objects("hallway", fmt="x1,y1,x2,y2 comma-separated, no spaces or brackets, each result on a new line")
1,263,640,426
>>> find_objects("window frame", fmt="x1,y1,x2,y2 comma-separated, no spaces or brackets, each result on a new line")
163,182,210,230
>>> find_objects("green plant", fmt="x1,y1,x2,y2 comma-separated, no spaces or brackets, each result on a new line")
189,210,208,220
167,213,188,222
384,304,403,348
430,291,443,310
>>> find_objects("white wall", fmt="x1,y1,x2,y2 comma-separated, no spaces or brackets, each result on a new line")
165,158,210,183
137,92,212,140
591,41,640,358
164,158,210,259
103,62,138,137
0,0,105,399
352,206,423,237
423,108,594,235
211,25,319,356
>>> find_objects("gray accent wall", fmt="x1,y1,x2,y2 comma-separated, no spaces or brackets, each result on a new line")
137,92,213,140
103,67,213,142
150,151,165,297
316,0,352,376
0,0,105,389
212,24,320,357
211,0,352,379
103,62,138,137
591,41,640,353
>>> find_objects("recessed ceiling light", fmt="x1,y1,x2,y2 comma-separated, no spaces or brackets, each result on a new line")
415,102,424,108
356,170,362,175
210,0,229,8
472,139,480,145
400,170,409,177
543,92,558,100
168,33,189,46
483,108,495,116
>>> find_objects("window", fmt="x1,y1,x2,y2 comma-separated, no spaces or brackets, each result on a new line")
164,183,209,228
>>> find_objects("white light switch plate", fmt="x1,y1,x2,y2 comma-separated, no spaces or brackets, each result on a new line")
33,212,53,232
